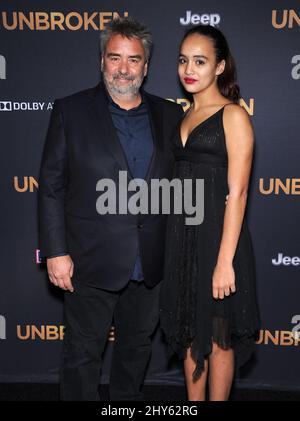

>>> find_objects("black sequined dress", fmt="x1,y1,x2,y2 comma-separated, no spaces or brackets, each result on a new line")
160,105,260,379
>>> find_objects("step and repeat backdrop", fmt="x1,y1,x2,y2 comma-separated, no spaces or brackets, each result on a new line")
0,0,299,390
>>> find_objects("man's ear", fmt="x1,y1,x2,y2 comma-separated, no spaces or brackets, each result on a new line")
216,59,225,76
144,61,148,77
100,56,104,71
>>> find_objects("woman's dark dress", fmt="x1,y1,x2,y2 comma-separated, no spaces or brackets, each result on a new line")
160,105,260,379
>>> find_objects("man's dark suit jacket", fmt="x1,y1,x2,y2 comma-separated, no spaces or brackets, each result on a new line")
38,82,183,290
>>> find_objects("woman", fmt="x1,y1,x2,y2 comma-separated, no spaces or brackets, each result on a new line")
160,25,260,401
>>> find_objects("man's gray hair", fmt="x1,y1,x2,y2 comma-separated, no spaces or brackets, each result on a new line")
100,17,153,62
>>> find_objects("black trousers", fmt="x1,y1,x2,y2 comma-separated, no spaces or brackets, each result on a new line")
60,278,160,401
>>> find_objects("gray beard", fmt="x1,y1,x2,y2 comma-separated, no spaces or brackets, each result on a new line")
102,71,144,98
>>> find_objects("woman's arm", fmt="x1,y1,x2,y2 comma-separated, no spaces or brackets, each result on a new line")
212,104,254,300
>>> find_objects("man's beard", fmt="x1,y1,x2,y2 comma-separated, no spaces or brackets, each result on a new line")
102,68,144,97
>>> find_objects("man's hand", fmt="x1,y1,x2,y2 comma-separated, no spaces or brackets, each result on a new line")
47,255,74,292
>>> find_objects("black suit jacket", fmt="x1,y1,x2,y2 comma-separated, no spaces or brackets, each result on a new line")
38,82,183,290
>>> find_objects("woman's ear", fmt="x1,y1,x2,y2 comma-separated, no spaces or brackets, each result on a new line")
216,59,226,76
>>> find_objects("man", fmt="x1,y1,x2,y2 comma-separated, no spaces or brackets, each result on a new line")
38,17,183,401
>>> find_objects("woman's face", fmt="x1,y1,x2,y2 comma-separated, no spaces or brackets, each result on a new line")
178,33,225,95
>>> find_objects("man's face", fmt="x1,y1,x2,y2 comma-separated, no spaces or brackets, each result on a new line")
101,34,148,96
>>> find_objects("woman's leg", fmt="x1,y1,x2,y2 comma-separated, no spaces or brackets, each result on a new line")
208,342,234,401
184,347,209,401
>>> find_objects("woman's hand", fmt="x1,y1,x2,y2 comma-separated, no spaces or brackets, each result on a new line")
212,262,236,300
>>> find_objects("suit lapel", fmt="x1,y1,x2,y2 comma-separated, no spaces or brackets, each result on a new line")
88,83,133,179
87,84,164,182
143,92,164,183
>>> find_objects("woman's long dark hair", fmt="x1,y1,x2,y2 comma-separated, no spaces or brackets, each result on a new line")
181,25,240,103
